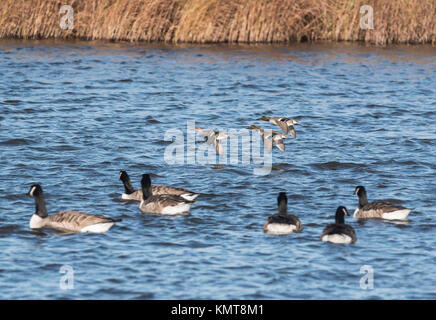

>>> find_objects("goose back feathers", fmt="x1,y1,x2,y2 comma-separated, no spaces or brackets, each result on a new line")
139,174,194,215
28,184,119,233
354,186,411,220
119,170,198,201
320,206,356,244
264,192,302,234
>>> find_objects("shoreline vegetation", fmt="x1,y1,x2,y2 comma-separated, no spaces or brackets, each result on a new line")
0,0,435,45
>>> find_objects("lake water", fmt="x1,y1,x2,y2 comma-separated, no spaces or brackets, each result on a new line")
0,40,435,299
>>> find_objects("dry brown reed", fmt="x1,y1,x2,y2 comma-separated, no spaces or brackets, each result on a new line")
0,0,434,44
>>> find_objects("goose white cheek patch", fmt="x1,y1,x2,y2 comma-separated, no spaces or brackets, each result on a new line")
29,186,36,196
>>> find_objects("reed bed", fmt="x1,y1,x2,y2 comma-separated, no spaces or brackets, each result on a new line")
0,0,434,44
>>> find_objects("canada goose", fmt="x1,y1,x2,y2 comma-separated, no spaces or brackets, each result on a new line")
249,125,289,152
27,184,119,233
194,126,229,155
119,171,198,201
259,116,300,137
264,192,303,234
354,186,411,220
139,174,194,214
320,206,356,244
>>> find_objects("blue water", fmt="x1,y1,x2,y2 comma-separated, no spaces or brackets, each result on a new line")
0,40,435,299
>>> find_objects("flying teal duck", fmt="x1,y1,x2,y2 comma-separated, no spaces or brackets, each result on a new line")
249,125,289,152
195,126,230,155
259,116,300,137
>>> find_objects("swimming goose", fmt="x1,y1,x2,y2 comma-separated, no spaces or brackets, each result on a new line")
249,125,289,152
27,184,119,233
320,206,357,244
264,192,302,234
119,171,198,201
354,186,411,220
139,174,194,214
194,126,229,155
259,116,300,137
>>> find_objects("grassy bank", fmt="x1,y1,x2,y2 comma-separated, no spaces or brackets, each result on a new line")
0,0,435,44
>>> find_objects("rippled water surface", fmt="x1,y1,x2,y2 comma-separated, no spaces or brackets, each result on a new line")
0,40,435,299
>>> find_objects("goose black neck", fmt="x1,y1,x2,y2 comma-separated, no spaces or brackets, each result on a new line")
120,175,135,194
142,185,152,200
277,194,288,215
358,190,368,208
34,194,48,218
141,175,153,200
335,211,345,224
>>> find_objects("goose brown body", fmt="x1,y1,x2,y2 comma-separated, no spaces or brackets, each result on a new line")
139,194,193,214
139,174,194,215
320,206,356,244
123,185,198,201
263,192,302,234
354,186,411,220
28,184,119,233
36,211,118,233
119,171,198,201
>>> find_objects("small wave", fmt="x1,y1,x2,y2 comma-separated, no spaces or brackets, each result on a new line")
371,159,421,167
51,144,79,151
310,161,366,170
0,138,33,146
149,241,184,247
146,117,160,124
366,103,389,108
134,292,154,299
242,84,258,89
3,99,22,104
155,139,172,145
0,224,23,236
185,217,207,224
412,138,434,145
3,193,29,201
